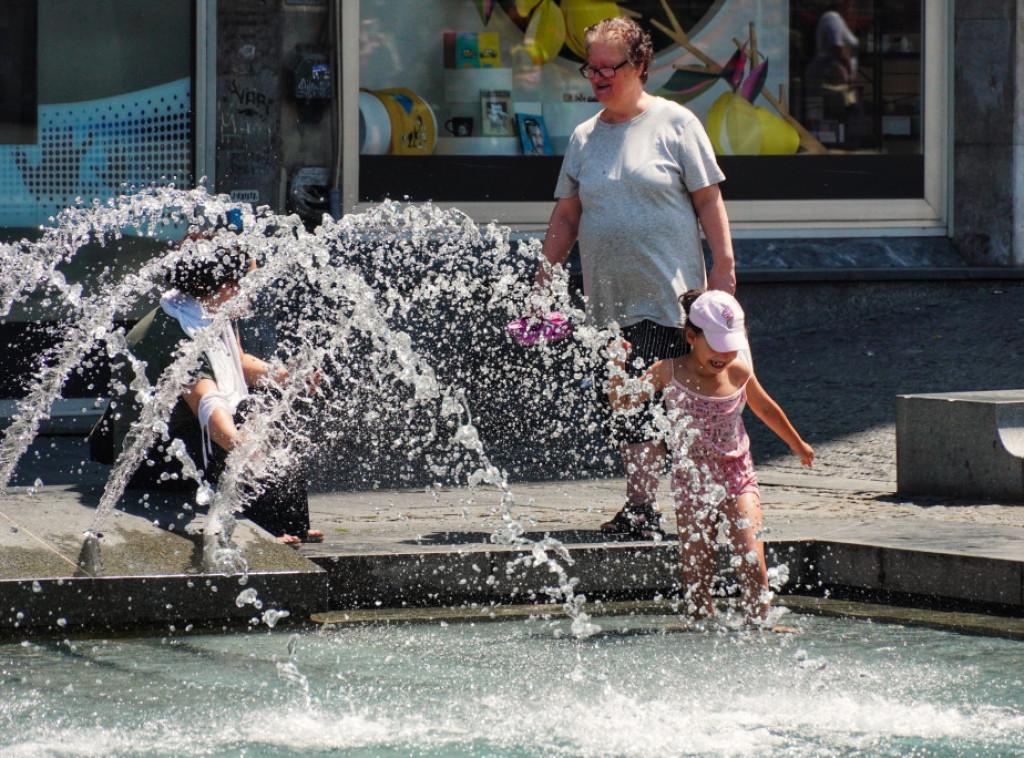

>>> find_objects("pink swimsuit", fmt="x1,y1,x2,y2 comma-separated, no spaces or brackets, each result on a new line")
664,375,759,509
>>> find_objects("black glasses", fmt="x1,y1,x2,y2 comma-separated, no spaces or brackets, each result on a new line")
579,59,631,80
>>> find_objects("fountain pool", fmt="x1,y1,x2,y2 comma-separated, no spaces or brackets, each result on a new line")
2,612,1023,757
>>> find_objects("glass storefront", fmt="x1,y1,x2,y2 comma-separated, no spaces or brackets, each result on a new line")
353,0,943,231
0,0,194,230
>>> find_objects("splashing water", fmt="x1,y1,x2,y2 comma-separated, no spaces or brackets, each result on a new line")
0,186,638,632
1,185,778,630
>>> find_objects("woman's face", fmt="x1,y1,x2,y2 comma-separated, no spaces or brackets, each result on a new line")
211,259,257,318
584,38,642,109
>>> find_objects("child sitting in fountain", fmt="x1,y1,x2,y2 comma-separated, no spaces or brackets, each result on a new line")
608,289,813,622
90,231,323,546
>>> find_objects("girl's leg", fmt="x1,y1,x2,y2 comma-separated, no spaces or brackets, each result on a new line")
720,492,770,621
675,497,718,619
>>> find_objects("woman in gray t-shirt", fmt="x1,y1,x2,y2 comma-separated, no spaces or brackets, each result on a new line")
535,17,736,539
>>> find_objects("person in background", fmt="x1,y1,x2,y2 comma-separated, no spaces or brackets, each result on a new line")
803,0,860,143
535,17,736,539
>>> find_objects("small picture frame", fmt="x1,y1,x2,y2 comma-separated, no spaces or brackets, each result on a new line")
516,113,553,155
480,89,515,137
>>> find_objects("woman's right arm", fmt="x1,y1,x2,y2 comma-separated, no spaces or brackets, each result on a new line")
182,378,239,452
535,195,582,291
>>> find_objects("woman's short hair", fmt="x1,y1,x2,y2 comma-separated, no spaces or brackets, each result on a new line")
584,17,654,84
166,232,251,299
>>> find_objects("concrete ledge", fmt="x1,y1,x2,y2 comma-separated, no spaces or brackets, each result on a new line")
0,570,327,635
896,390,1024,501
316,542,681,608
771,540,1024,611
0,485,329,635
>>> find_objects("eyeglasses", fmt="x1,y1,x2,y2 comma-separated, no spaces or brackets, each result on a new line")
579,59,631,80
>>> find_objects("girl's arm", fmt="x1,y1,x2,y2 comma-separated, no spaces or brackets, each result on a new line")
607,345,673,410
744,373,815,466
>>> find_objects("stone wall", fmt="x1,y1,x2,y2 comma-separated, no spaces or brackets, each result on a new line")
216,1,283,208
952,0,1024,266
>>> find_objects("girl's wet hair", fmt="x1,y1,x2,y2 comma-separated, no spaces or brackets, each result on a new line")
679,288,705,334
166,232,251,299
584,17,654,84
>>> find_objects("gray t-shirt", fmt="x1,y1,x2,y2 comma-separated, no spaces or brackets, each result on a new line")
554,96,725,328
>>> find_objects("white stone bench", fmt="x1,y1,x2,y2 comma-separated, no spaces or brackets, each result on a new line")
896,390,1024,501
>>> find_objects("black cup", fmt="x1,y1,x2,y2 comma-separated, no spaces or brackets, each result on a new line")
444,117,473,137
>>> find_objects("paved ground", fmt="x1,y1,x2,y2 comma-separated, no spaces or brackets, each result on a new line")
7,278,1024,534
745,279,1024,528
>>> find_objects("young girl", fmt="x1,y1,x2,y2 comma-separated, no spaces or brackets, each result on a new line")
609,289,814,622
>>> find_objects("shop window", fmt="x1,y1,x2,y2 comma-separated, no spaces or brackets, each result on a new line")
0,0,193,229
357,0,926,210
0,1,37,146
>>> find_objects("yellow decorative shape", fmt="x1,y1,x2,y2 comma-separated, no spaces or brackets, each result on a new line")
755,106,800,155
707,92,799,156
522,0,567,65
561,0,621,59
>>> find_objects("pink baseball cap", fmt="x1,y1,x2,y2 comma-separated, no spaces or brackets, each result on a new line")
687,290,748,353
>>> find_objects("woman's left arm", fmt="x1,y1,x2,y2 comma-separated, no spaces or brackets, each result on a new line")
691,183,736,295
239,340,287,388
745,373,815,466
239,339,320,393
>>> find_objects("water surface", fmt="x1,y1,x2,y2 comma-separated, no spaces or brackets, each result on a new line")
2,613,1022,757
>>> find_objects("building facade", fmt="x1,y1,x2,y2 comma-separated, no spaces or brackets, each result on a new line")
0,0,1020,268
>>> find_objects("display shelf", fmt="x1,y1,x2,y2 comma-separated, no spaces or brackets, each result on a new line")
435,136,521,156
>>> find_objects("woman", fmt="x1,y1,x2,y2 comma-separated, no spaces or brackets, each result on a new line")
803,0,859,140
536,17,736,539
92,232,323,545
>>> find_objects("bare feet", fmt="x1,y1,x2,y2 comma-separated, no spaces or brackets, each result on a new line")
277,531,324,546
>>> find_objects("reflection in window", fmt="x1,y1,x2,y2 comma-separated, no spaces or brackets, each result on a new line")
791,0,922,154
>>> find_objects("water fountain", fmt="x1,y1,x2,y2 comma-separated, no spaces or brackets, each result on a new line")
4,187,1023,757
0,184,640,634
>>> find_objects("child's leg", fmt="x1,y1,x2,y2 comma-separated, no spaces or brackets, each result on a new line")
720,492,770,621
674,497,718,619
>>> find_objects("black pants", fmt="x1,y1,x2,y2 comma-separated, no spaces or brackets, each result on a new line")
130,402,311,538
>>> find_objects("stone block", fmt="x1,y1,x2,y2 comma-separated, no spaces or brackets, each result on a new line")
896,390,1024,501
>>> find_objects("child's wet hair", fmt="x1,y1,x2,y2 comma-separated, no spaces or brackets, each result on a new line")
166,232,251,299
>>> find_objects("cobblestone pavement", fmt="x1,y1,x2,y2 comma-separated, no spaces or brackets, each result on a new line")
744,280,1024,530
